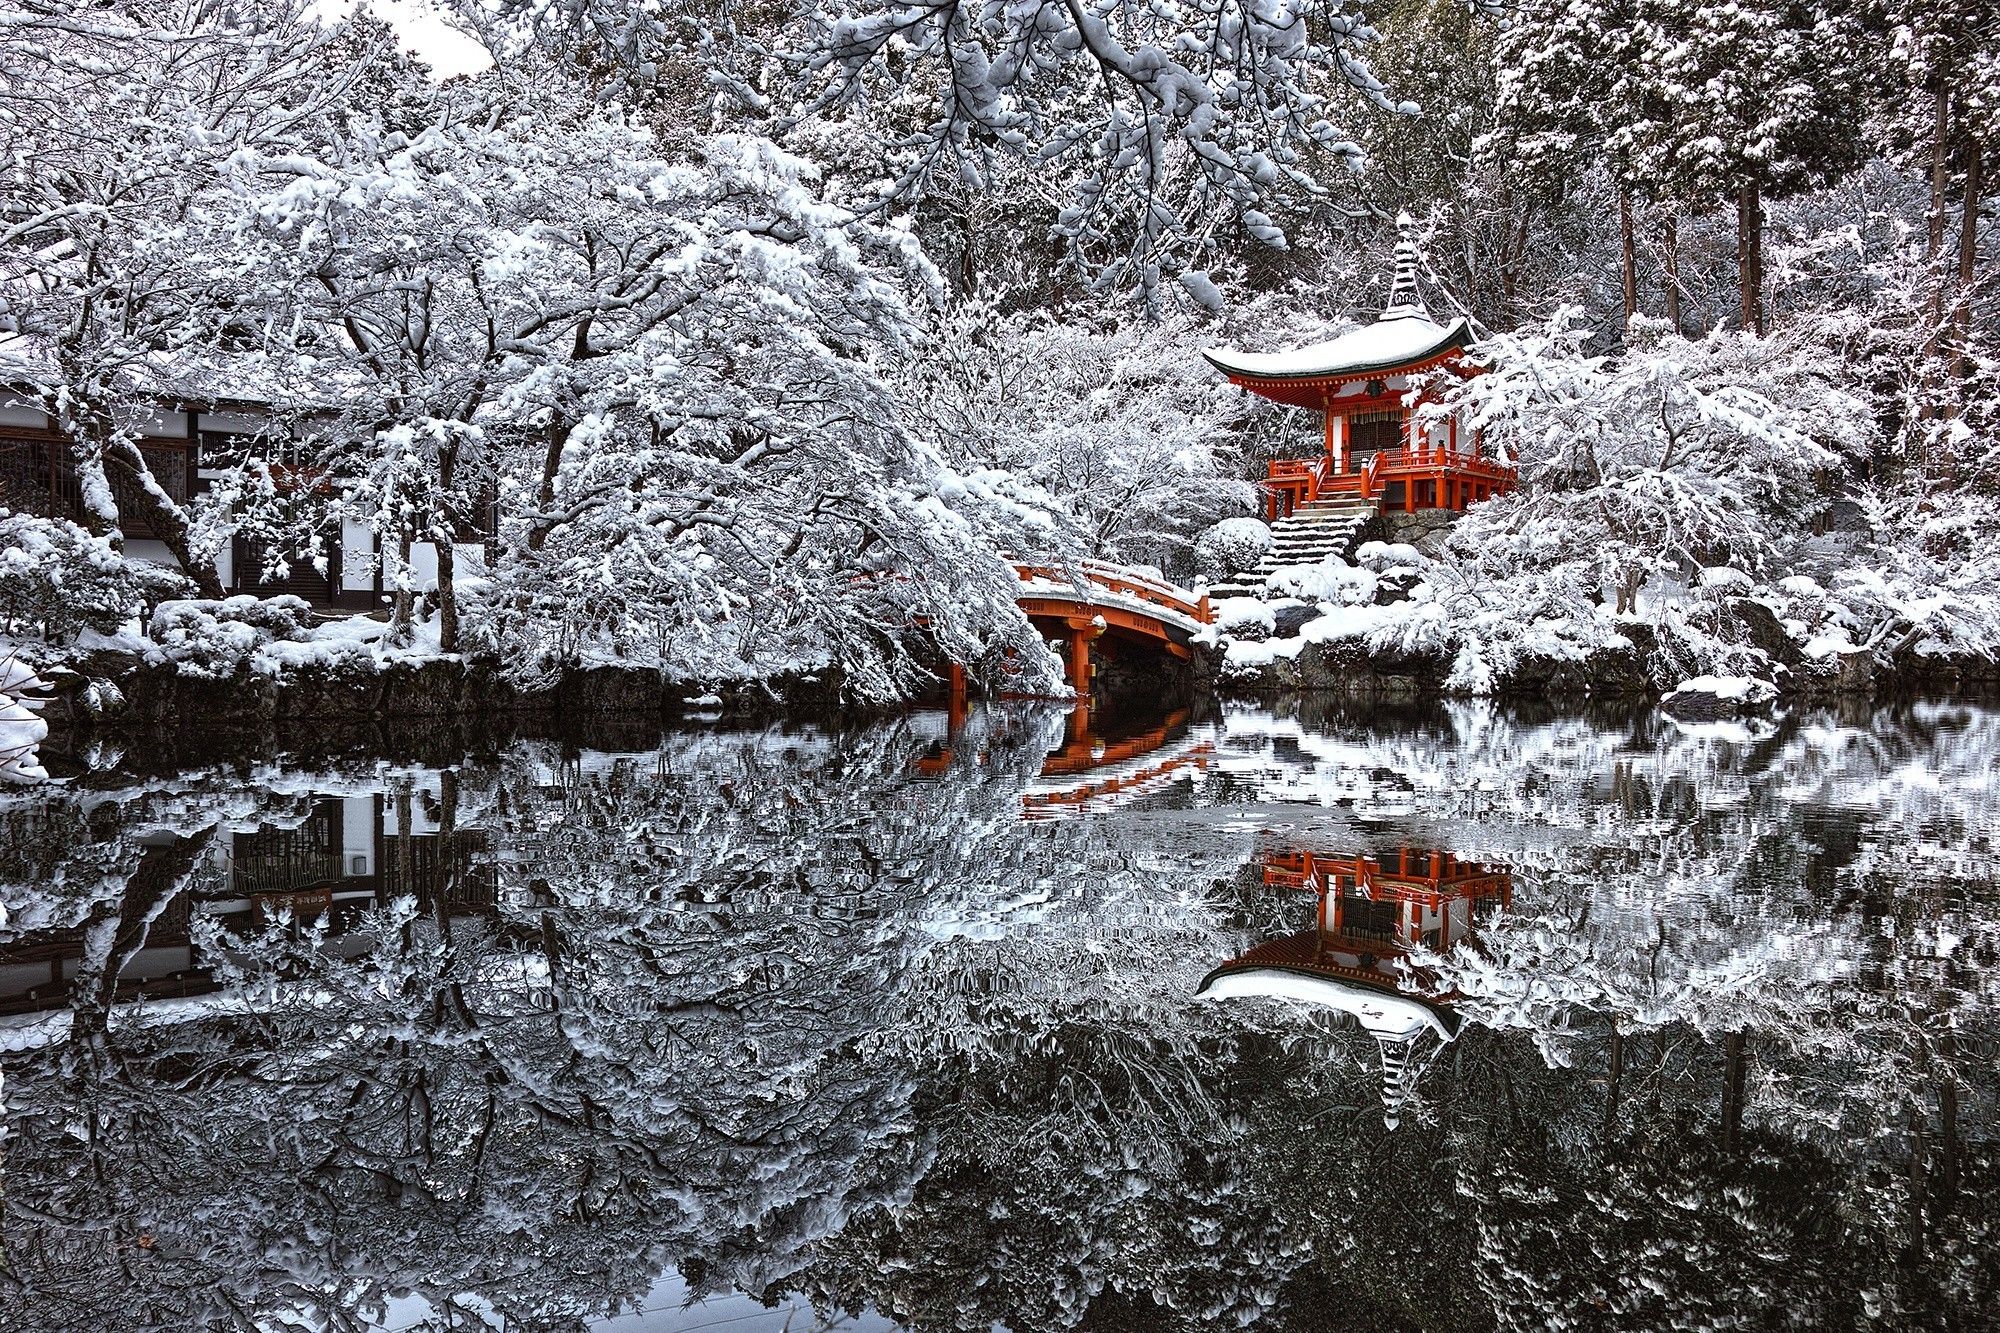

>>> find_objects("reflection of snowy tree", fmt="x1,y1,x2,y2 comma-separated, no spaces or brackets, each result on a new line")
2,700,1998,1330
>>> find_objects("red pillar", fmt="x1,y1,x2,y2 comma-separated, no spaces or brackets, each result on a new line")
1067,625,1091,694
946,661,968,732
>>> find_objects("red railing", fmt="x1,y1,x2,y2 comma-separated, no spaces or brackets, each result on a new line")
1262,849,1512,905
1014,560,1213,625
1263,444,1516,516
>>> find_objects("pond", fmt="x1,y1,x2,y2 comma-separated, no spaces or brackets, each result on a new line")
2,698,1995,1331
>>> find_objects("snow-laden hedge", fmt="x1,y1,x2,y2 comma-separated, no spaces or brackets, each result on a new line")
1193,518,1271,581
147,596,315,679
0,511,192,642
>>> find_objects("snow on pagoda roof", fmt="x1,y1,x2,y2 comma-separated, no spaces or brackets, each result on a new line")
1197,964,1458,1041
1202,312,1470,384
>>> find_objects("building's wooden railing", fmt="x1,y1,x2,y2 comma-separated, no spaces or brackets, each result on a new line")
1263,444,1517,517
1263,849,1512,905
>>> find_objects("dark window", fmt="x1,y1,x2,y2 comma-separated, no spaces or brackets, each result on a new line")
1338,895,1398,942
1347,409,1404,455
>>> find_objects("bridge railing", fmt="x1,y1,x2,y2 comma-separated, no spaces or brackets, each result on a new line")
1014,559,1213,625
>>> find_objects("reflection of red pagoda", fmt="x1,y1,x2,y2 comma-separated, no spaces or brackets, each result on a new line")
1200,848,1511,1127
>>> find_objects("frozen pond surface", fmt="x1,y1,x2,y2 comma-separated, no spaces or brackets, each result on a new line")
2,697,1997,1331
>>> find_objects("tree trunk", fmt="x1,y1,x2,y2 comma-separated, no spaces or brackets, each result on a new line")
388,525,416,645
1720,1030,1746,1153
1606,1027,1624,1123
435,529,458,653
1928,87,1951,318
1938,1030,1960,1199
1619,191,1639,329
530,418,567,552
1663,212,1682,332
101,437,225,598
1736,183,1764,335
435,440,459,655
1951,135,1983,383
68,829,215,1048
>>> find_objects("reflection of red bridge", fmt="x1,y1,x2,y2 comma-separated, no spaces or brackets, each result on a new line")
913,705,1215,819
1023,707,1214,818
1201,848,1512,1128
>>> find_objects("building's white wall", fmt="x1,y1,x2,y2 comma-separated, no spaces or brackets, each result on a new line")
213,542,233,588
452,541,486,577
343,797,374,876
383,777,443,836
341,520,376,591
116,403,188,437
0,399,48,428
197,409,269,434
124,538,177,569
409,540,439,588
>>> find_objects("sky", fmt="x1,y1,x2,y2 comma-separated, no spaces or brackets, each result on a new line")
315,0,495,79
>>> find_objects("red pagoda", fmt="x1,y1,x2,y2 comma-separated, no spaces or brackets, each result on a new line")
1206,216,1517,523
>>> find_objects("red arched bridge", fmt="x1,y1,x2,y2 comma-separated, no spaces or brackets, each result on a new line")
1010,560,1213,694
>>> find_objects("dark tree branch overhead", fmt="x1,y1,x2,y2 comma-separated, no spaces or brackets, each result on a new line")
449,0,1408,290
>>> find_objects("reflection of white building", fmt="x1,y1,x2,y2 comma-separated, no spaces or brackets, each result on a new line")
1200,848,1510,1128
0,784,491,1020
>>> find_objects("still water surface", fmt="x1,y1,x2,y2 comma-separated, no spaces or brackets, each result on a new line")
2,699,1995,1331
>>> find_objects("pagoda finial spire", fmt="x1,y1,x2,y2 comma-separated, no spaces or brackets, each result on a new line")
1381,212,1430,323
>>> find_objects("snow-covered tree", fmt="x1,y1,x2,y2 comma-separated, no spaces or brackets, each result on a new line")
0,0,372,594
904,300,1256,577
218,64,1056,692
446,0,1408,293
1412,312,1871,684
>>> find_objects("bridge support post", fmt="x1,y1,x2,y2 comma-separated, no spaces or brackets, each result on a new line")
945,661,968,731
1063,616,1099,698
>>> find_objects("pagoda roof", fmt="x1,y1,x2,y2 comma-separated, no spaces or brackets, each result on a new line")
1203,312,1471,391
1198,962,1459,1041
1196,932,1461,1042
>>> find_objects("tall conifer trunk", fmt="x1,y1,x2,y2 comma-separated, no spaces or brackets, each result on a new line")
1736,183,1764,335
1951,138,1983,382
1619,192,1639,329
436,435,459,654
1928,88,1951,330
1663,212,1682,332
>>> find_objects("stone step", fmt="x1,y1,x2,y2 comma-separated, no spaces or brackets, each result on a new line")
1273,522,1365,536
1215,499,1382,599
1273,523,1364,538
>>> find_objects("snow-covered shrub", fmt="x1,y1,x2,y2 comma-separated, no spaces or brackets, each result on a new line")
1439,313,1869,617
0,656,49,785
1649,568,1782,684
1352,541,1428,574
147,595,314,678
1820,490,2000,662
1212,596,1276,640
1194,518,1272,581
1266,558,1378,606
0,511,193,641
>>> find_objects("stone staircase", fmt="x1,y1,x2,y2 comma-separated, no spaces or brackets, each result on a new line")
1210,496,1380,599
